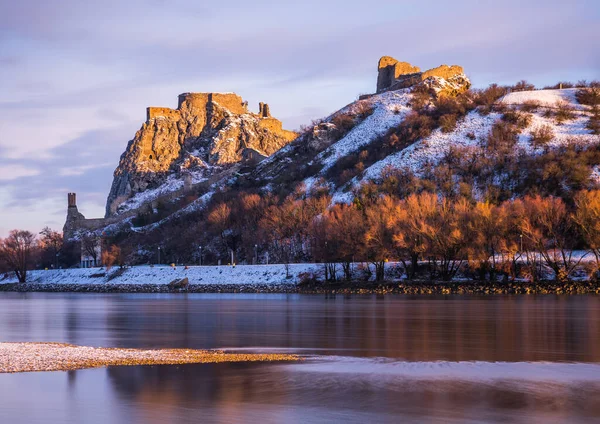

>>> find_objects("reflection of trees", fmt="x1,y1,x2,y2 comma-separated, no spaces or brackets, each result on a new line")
104,362,600,422
100,295,600,363
105,362,292,420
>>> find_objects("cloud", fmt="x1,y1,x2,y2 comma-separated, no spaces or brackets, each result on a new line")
0,164,40,181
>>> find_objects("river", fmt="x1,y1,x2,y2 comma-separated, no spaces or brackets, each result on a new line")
1,293,599,423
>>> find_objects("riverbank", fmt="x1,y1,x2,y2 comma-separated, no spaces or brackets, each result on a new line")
2,265,600,295
0,342,300,373
1,280,599,294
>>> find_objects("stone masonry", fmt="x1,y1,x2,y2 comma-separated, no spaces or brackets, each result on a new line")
376,56,466,93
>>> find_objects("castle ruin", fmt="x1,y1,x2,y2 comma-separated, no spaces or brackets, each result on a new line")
376,56,466,93
63,193,107,267
63,193,106,241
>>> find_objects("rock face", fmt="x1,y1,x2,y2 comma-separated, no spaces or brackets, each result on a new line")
106,93,297,216
376,56,469,94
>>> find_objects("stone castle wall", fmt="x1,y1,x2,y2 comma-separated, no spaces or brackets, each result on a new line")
258,118,297,141
147,107,181,121
177,93,248,115
377,56,421,93
376,56,465,93
422,64,465,80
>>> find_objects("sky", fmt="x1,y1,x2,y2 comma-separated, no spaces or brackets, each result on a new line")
0,0,598,237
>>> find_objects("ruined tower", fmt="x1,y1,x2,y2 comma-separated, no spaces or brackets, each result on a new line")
258,102,271,118
68,192,77,208
63,192,106,240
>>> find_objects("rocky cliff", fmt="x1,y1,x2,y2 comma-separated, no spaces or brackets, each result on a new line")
105,93,297,216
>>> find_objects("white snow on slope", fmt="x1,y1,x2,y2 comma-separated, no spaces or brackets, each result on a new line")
133,189,215,233
115,170,210,215
361,111,500,181
301,90,412,192
319,91,412,167
0,264,322,286
517,110,596,154
354,88,598,191
500,88,586,110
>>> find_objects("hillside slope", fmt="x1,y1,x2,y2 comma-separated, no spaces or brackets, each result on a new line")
68,57,599,267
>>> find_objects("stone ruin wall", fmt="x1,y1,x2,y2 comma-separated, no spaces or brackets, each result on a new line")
422,64,465,80
146,107,181,121
177,93,248,115
377,56,421,93
258,102,271,118
258,118,297,141
376,56,465,93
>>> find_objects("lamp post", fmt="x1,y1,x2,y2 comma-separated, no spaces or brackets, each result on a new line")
519,234,523,253
158,247,161,265
254,244,258,265
199,246,203,266
266,251,269,265
55,253,59,270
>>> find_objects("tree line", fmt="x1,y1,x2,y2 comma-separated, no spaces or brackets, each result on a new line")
138,184,600,283
3,189,600,284
0,228,81,283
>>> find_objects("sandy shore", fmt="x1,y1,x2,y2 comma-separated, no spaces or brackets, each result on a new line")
0,342,300,373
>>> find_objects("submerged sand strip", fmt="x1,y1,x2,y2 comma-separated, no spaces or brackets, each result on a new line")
0,342,300,373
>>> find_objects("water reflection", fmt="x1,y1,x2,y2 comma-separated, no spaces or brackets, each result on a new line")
1,294,600,423
0,294,599,362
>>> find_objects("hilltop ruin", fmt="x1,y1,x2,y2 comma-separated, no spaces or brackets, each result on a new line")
376,56,468,94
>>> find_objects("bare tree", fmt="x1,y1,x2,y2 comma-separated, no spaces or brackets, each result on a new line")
0,230,37,283
81,233,100,266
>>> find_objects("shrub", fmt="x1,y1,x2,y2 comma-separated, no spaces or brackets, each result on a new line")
331,113,356,137
530,124,555,148
439,114,458,133
502,110,532,130
588,109,600,135
410,84,433,110
520,100,541,112
474,84,508,114
339,168,359,186
512,80,535,92
297,272,319,286
554,100,576,124
543,108,554,119
326,150,369,187
545,81,574,89
354,101,375,120
485,121,519,151
395,112,436,145
576,86,600,107
432,94,472,118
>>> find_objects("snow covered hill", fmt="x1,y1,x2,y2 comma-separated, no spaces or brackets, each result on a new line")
69,56,599,264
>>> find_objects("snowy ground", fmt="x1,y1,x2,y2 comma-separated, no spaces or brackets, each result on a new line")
500,88,587,110
303,90,413,192
0,264,322,286
343,87,597,199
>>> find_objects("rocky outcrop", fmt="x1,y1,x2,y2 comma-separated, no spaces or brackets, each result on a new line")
106,93,297,216
376,56,469,94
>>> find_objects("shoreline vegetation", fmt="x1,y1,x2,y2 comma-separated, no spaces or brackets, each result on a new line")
0,342,300,373
1,280,599,295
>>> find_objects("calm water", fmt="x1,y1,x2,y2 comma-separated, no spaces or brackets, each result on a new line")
1,293,600,423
